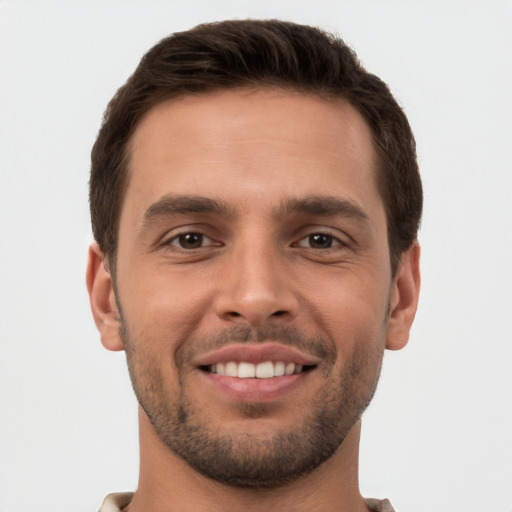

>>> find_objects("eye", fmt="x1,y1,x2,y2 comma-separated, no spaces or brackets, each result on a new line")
296,233,341,249
167,232,215,250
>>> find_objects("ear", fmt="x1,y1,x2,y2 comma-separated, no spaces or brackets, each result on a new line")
386,242,421,351
86,242,124,351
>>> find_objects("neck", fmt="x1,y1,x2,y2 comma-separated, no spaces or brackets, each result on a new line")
126,408,370,512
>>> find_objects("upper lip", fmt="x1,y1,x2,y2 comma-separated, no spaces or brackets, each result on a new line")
193,342,320,367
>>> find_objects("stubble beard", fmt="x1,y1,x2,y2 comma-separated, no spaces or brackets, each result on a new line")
120,321,384,489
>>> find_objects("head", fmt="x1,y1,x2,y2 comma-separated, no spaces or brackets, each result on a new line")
90,19,422,279
87,20,422,490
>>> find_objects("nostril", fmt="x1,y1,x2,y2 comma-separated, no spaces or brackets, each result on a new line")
271,310,287,317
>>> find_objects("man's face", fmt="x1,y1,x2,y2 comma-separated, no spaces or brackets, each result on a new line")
108,89,406,487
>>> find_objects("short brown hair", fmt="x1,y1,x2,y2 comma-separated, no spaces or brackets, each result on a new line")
90,19,422,275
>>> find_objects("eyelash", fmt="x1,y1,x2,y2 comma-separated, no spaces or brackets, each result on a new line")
165,232,219,250
163,230,346,251
294,232,345,250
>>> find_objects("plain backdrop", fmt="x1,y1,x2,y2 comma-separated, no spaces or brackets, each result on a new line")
0,1,511,511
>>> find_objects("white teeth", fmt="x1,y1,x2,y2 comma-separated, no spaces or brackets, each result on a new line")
285,362,295,375
274,361,285,376
211,360,304,378
225,361,238,377
238,362,256,378
256,361,274,378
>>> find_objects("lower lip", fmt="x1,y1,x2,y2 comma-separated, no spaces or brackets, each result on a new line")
199,370,310,402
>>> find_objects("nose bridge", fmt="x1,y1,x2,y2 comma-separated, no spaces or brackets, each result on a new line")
215,229,298,326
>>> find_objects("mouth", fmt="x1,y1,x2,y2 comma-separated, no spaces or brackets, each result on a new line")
200,360,316,378
194,343,319,402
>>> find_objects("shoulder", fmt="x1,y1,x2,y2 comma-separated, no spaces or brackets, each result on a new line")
98,492,134,512
97,493,393,512
365,498,396,512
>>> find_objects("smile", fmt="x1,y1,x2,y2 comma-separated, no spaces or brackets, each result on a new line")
205,361,311,378
195,342,319,400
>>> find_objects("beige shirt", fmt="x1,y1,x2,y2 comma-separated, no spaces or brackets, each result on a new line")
98,492,396,511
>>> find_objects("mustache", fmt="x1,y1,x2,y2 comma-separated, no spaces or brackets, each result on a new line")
175,324,337,367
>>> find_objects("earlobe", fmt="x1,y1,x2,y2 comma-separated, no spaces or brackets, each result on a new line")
86,242,124,352
386,242,421,351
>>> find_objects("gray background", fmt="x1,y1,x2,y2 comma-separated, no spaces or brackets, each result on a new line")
1,1,511,511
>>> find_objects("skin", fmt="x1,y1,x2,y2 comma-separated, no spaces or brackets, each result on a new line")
87,88,420,512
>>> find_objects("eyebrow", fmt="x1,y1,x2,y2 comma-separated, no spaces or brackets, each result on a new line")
141,193,369,231
142,194,232,228
278,196,369,222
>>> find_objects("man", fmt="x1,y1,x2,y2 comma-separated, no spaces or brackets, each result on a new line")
86,19,421,512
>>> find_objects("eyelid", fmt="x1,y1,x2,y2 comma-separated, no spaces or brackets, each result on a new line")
295,235,341,249
171,233,212,247
293,228,349,249
159,225,223,250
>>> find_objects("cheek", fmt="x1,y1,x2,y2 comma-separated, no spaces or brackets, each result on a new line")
305,270,390,334
120,267,215,343
300,277,389,386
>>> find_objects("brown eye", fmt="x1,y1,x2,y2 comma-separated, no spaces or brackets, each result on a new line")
308,233,334,249
179,233,203,248
295,232,342,250
169,232,209,249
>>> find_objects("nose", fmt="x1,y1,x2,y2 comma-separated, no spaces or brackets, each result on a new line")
214,241,300,327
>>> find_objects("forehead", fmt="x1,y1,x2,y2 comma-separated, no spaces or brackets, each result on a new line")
123,88,383,224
